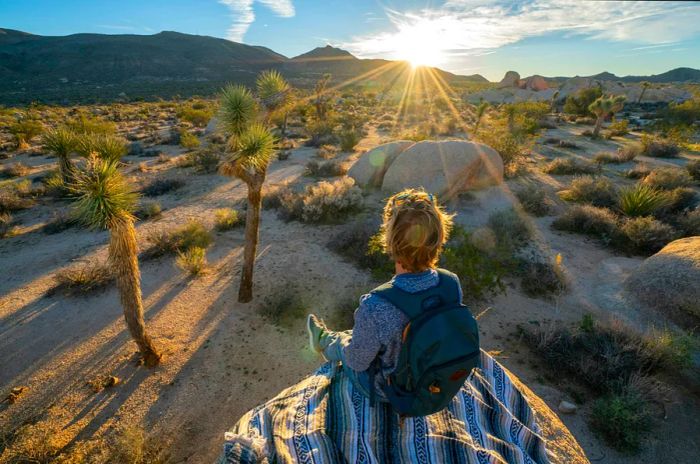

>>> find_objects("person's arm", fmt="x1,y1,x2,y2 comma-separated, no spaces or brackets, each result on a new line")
341,297,381,372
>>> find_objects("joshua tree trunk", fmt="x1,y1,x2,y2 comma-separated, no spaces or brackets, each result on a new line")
58,156,75,183
592,115,604,138
110,217,161,366
637,87,647,104
238,174,265,303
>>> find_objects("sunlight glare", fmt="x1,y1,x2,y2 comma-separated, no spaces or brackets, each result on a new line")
383,18,448,68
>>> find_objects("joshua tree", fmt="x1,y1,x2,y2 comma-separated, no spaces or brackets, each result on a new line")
76,133,128,162
550,90,560,113
473,101,489,133
589,95,626,138
71,154,161,366
256,69,293,138
313,73,333,119
218,83,278,303
42,127,78,182
637,81,651,104
503,104,517,134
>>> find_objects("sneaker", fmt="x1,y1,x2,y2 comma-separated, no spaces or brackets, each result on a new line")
306,314,328,353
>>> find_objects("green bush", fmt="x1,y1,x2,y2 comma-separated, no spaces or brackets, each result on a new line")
607,119,629,137
144,220,212,258
552,204,619,238
620,216,676,254
9,117,44,148
177,106,213,128
618,184,668,217
186,147,221,173
590,390,651,454
641,134,680,158
176,246,208,276
519,256,567,298
677,209,700,236
179,129,201,149
563,87,602,117
339,129,361,152
135,201,162,220
141,178,185,197
276,178,363,223
515,184,551,216
686,159,700,181
51,262,114,296
543,157,596,175
559,175,618,207
327,220,393,280
214,208,243,231
487,208,532,252
643,167,692,190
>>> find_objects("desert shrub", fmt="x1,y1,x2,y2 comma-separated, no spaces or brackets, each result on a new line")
67,113,117,135
515,184,552,216
41,169,69,197
590,389,652,454
179,129,200,149
75,133,128,162
277,178,363,223
135,201,162,220
0,187,33,213
655,187,697,217
185,147,221,173
51,262,114,296
141,178,185,197
327,219,393,280
108,424,168,464
214,208,242,231
620,216,676,254
487,208,532,251
339,129,361,152
316,144,338,159
557,140,579,149
144,220,212,258
440,226,508,300
0,212,17,238
559,175,618,207
477,127,528,173
658,98,700,127
552,204,620,239
618,184,668,217
643,167,692,190
305,117,337,147
563,87,602,117
9,117,44,148
43,210,78,234
686,159,700,181
641,134,680,158
617,143,642,162
1,162,30,178
677,209,700,236
624,162,651,179
259,283,307,327
304,159,348,177
543,157,596,175
519,254,567,298
606,119,629,137
177,106,213,128
593,151,621,164
176,246,208,276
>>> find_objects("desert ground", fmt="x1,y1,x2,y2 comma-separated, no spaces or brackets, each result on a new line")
1,76,699,463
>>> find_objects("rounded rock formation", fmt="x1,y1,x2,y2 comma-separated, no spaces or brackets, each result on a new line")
624,236,700,320
347,140,414,188
380,140,504,198
499,71,521,88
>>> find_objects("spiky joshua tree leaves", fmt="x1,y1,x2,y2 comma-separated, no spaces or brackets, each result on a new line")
589,95,626,138
218,80,280,303
42,127,78,182
257,69,293,138
71,154,161,366
474,101,489,133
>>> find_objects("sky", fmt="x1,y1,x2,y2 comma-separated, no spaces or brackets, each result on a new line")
1,0,699,81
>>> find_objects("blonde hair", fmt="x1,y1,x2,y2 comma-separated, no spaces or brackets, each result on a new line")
381,188,454,273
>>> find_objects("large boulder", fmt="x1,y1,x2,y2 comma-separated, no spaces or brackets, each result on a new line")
347,140,413,188
381,140,503,198
624,236,700,320
499,71,521,88
520,75,549,91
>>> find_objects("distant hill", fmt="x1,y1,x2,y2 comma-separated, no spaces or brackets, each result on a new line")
0,30,487,105
547,67,700,85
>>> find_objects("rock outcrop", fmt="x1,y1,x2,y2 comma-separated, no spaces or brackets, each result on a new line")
499,71,521,88
624,236,700,320
349,140,503,198
347,140,413,188
519,75,549,91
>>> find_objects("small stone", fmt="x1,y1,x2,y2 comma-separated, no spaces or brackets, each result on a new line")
558,400,577,414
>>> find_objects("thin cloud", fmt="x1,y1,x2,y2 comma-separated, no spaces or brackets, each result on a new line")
219,0,294,42
343,0,700,59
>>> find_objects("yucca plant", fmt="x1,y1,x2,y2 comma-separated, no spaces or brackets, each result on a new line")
589,95,626,138
70,154,161,366
474,102,489,133
618,183,669,217
76,133,128,162
42,127,78,182
218,82,279,303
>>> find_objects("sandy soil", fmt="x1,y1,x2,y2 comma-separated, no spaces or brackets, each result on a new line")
1,123,699,463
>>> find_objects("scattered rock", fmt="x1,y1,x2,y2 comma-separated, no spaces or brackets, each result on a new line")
4,386,27,404
558,400,577,414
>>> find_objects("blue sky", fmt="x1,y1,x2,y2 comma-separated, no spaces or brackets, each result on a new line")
1,0,699,81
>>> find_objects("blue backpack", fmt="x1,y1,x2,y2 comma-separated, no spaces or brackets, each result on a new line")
370,268,480,417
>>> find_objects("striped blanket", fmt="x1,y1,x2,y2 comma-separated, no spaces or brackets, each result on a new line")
218,351,550,463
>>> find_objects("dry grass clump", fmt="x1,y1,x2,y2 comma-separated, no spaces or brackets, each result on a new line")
176,246,208,276
143,220,213,258
559,175,618,207
107,424,169,464
316,144,338,159
686,159,700,181
214,208,243,231
135,201,162,220
677,209,700,236
51,262,114,296
617,143,642,162
259,282,307,327
487,208,533,251
641,134,680,158
624,162,651,179
304,159,348,177
620,216,677,254
274,178,363,223
642,166,693,190
519,254,568,298
1,162,30,178
515,184,552,216
0,212,17,238
185,146,221,174
42,210,78,235
543,157,596,175
552,204,619,238
0,187,33,213
141,178,185,197
592,151,621,164
179,129,200,149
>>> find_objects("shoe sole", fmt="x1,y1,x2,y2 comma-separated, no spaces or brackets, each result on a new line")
307,314,321,353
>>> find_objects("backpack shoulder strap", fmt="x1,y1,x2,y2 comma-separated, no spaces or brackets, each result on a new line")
371,269,462,319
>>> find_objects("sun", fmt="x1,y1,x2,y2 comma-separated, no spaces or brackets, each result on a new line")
379,17,448,68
